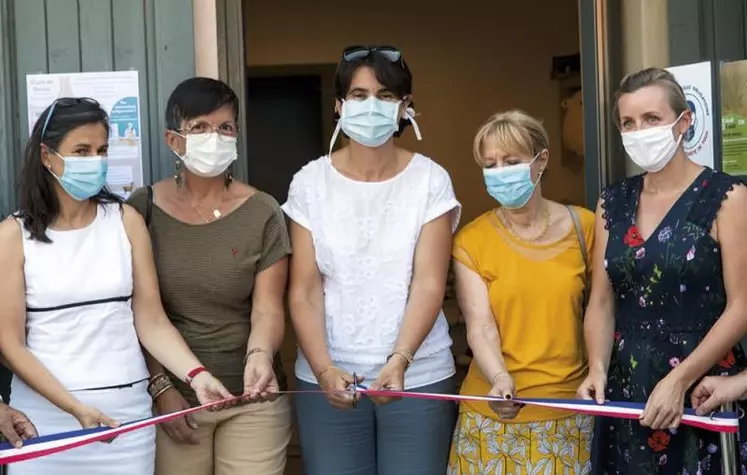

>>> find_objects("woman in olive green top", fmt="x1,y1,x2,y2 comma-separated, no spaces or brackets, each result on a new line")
127,77,291,475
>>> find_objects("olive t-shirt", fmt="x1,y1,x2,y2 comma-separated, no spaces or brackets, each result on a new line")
128,187,290,405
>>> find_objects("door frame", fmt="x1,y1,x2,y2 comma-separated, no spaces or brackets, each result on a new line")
216,0,249,183
579,0,625,209
231,0,621,208
0,0,19,219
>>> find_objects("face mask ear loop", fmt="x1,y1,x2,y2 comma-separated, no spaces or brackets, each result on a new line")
672,111,687,145
46,151,64,182
328,100,346,156
43,148,67,182
405,108,422,141
329,121,342,157
530,150,546,185
168,129,187,160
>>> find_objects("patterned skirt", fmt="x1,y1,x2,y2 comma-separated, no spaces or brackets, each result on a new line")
448,411,593,475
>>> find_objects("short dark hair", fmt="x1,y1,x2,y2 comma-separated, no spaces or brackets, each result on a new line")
334,46,415,137
15,98,121,243
165,77,239,131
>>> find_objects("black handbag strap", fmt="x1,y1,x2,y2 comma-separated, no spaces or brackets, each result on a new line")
145,185,153,228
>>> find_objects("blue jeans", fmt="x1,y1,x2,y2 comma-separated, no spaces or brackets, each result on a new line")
294,377,457,475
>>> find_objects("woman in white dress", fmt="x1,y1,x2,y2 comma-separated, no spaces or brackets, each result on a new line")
0,97,233,474
284,45,461,474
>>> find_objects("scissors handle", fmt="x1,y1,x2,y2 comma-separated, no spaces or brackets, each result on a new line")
351,373,360,408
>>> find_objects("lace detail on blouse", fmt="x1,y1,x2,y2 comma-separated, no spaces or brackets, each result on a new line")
282,154,461,365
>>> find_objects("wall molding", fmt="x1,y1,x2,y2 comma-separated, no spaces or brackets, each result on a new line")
0,0,19,217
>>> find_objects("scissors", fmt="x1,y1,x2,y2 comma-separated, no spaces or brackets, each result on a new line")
350,372,361,409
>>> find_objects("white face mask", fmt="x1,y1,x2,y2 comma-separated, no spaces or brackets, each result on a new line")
176,132,237,178
621,113,684,173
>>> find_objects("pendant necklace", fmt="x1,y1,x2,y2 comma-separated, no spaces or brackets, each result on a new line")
191,204,222,223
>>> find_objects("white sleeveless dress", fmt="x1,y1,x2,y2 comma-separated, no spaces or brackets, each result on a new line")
9,203,154,475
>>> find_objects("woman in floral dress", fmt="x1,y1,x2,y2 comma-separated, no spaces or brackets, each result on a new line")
578,67,747,474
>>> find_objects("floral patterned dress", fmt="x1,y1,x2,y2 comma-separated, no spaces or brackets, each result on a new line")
594,168,746,474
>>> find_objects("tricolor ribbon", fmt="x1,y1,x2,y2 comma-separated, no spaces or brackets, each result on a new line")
0,388,738,465
358,386,739,433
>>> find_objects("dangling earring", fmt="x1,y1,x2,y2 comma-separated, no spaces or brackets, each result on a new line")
174,159,183,188
224,165,233,189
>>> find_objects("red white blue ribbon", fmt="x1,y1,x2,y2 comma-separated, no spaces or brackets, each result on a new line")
0,389,738,465
358,387,740,433
0,396,240,465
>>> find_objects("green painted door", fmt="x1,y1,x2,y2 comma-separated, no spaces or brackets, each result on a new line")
0,0,198,218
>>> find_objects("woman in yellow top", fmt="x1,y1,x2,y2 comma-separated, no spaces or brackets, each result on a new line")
448,110,595,474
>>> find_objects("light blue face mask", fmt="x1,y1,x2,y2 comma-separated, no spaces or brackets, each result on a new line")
328,97,422,153
49,153,108,201
341,97,400,147
482,152,543,209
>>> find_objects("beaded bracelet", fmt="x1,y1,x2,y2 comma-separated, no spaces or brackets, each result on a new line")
151,383,173,401
147,373,174,401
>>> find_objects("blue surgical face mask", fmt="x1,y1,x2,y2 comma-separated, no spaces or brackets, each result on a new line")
48,153,108,201
328,97,422,153
483,152,543,209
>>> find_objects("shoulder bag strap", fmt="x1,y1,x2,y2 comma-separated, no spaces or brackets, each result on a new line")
567,205,590,310
145,185,153,228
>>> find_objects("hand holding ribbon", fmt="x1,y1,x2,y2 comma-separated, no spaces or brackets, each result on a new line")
368,355,406,406
71,403,120,444
0,404,37,449
488,372,523,419
640,372,687,430
318,366,361,410
243,350,279,402
576,369,608,405
71,404,119,430
189,372,233,411
155,389,199,445
691,374,747,416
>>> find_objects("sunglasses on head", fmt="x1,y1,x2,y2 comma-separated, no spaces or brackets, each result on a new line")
41,97,101,138
342,45,402,63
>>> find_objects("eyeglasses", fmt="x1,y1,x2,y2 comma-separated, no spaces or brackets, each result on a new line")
174,120,239,143
41,97,100,139
342,45,402,64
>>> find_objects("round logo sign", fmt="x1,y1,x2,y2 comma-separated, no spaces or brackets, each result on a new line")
682,84,710,157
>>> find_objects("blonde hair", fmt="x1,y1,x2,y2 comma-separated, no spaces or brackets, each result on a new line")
473,110,550,165
614,67,688,125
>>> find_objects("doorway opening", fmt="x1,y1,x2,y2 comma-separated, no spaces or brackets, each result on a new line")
241,1,583,473
245,64,337,204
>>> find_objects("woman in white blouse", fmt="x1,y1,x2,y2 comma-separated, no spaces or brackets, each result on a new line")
283,45,461,475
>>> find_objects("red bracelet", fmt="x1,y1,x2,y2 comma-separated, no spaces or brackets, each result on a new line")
185,366,207,386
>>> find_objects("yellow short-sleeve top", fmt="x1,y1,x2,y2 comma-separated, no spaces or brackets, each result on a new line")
455,206,595,423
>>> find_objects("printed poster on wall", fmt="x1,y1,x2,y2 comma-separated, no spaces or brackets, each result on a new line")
720,60,747,176
26,70,144,199
667,61,714,169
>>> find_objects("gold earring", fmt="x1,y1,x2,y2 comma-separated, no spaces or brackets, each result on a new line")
174,160,183,188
